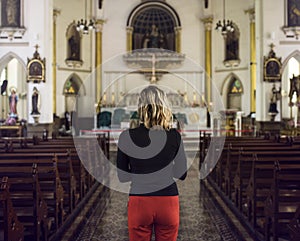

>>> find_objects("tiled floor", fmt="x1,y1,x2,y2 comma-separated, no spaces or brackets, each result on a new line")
75,158,240,241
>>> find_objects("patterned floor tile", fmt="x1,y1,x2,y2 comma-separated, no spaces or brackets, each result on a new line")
75,158,239,241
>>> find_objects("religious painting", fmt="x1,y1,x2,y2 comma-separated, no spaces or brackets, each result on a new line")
0,0,21,27
287,0,300,27
263,45,282,82
27,46,46,83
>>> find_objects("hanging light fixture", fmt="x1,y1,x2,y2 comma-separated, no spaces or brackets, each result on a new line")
76,0,95,34
215,0,234,36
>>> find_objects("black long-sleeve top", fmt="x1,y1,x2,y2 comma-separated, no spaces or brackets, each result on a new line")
116,124,187,196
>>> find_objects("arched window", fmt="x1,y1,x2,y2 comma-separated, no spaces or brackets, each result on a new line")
227,76,243,110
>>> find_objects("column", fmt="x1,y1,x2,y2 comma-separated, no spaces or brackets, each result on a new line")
202,17,213,109
245,8,256,114
175,26,182,53
95,19,105,113
126,26,133,52
52,9,60,116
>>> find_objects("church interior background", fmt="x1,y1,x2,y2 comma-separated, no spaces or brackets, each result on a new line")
0,0,300,136
2,1,300,241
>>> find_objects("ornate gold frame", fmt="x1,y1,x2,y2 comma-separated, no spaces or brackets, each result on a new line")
27,46,46,83
263,44,282,82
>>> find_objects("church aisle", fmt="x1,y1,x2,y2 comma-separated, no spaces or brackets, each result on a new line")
75,160,240,241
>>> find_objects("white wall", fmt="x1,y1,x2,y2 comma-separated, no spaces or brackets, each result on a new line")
0,0,53,123
1,0,300,125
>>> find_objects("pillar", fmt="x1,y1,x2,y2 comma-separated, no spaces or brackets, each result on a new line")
175,26,182,53
126,26,133,52
95,19,105,113
202,17,213,111
52,9,60,116
245,8,256,114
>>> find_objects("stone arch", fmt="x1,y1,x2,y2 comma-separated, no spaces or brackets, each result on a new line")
62,73,85,133
281,50,300,70
280,50,300,119
127,1,181,51
0,51,26,71
0,52,27,120
63,73,86,96
221,73,243,110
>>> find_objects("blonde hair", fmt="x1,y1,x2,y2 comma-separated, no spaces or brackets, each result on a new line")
138,85,173,130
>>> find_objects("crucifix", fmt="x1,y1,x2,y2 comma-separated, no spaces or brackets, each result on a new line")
150,54,157,84
33,44,41,59
34,44,39,51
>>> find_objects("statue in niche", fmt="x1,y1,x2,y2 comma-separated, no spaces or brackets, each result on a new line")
68,35,80,60
268,84,281,117
8,87,18,117
225,33,239,61
31,87,40,115
6,87,18,125
143,24,166,49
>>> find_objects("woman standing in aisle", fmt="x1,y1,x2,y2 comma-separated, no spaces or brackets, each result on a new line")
117,85,188,241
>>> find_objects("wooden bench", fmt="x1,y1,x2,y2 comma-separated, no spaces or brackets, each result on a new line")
0,135,110,241
0,153,65,234
0,177,24,241
264,162,300,241
203,136,300,241
287,204,300,241
0,165,49,241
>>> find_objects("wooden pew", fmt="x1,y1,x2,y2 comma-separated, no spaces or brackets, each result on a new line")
0,135,110,240
244,152,300,229
264,162,300,241
0,177,24,241
0,165,49,241
0,153,65,234
288,204,300,241
203,136,300,241
223,144,300,202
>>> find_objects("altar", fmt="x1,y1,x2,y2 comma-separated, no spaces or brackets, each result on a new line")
95,106,208,138
0,125,24,137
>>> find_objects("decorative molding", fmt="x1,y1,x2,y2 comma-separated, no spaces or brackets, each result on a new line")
0,42,29,46
53,9,61,23
57,66,92,73
279,40,300,45
215,66,248,72
95,19,106,32
282,26,300,39
201,16,214,31
244,8,255,22
0,27,26,40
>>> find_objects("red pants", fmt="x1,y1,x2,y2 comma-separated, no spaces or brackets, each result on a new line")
128,196,179,241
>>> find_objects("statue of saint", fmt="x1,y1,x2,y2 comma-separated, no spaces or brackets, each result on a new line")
8,87,18,117
68,35,80,60
268,84,281,114
143,24,166,49
31,87,40,115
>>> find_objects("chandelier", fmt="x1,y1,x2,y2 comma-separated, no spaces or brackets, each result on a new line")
215,0,234,35
76,0,95,34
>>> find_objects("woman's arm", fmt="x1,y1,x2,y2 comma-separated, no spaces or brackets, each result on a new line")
173,131,187,180
116,132,131,182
